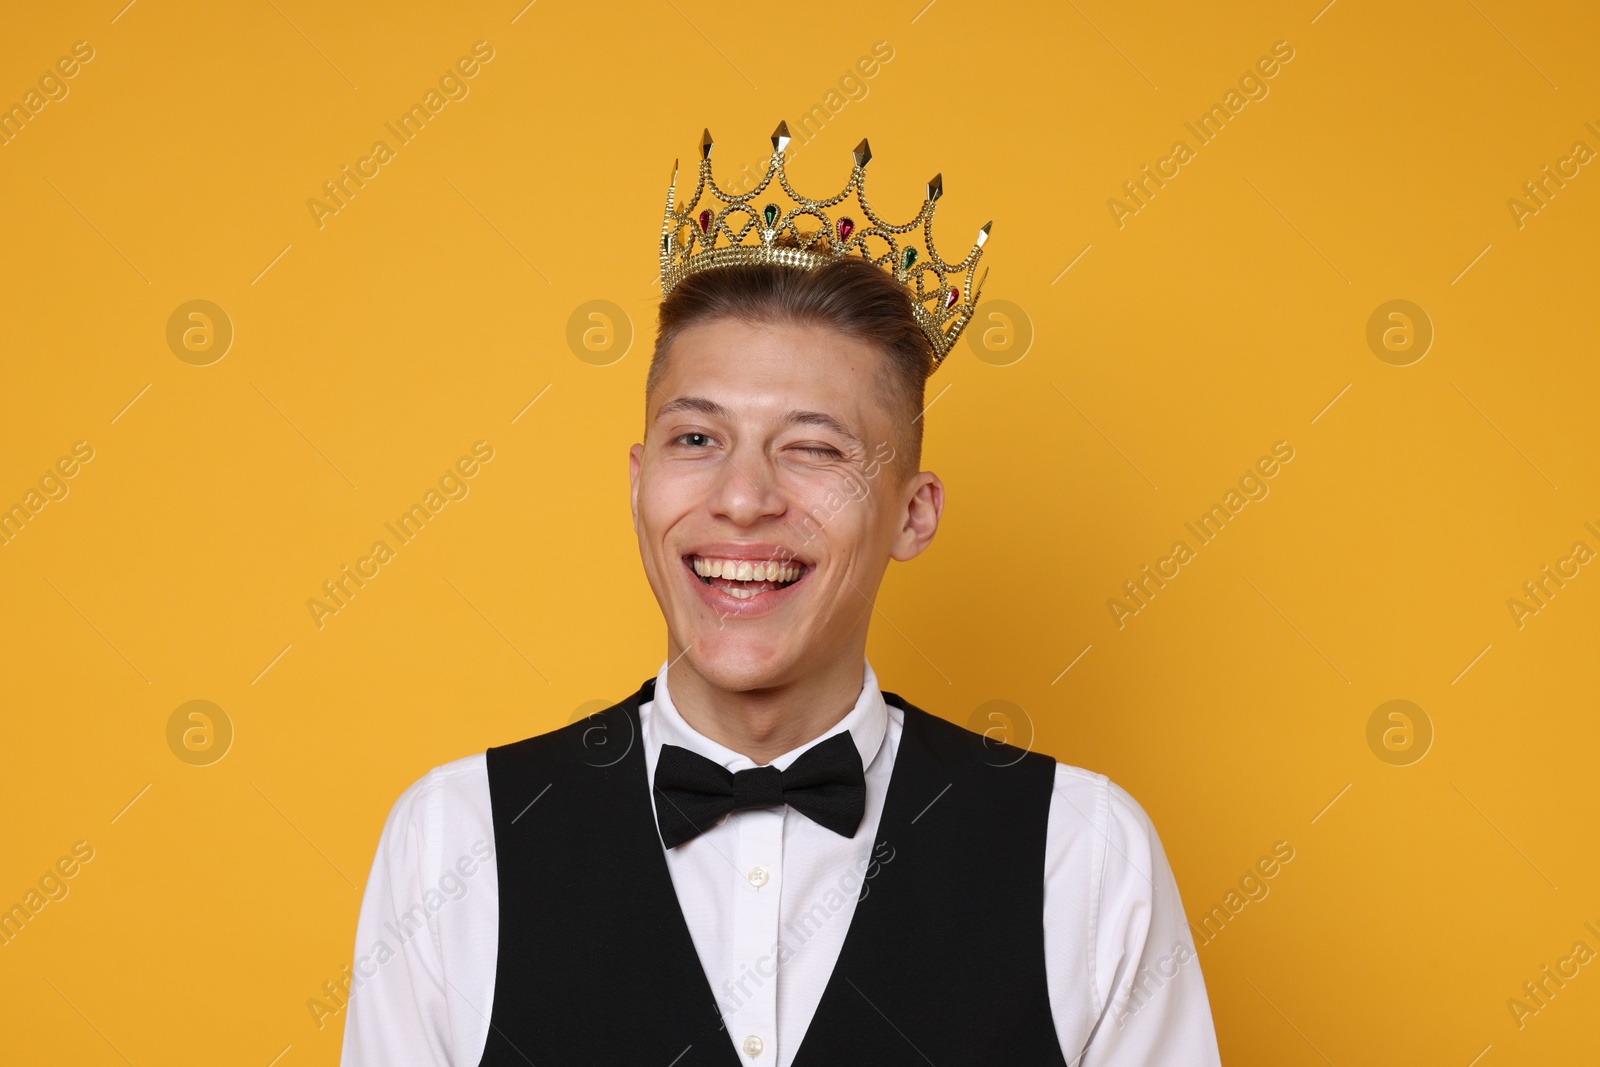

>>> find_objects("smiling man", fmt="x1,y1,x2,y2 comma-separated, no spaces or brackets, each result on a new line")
341,125,1222,1066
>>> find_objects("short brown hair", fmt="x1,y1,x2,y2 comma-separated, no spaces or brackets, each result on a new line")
645,255,931,476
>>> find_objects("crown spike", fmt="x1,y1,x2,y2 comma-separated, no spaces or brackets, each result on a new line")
664,159,680,211
659,126,989,375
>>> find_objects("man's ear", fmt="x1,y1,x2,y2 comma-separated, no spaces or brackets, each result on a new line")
889,471,943,562
629,442,644,528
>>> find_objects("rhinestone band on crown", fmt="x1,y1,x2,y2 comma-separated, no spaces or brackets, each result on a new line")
658,121,991,373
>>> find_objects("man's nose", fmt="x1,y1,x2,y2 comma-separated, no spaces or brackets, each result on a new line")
706,445,785,524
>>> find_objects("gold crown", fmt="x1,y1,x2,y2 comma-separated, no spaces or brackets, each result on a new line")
658,121,991,372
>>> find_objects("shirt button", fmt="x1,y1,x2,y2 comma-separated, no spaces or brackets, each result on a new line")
743,1035,764,1057
747,866,769,888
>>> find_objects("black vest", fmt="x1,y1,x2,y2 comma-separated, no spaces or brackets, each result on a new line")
479,677,1069,1066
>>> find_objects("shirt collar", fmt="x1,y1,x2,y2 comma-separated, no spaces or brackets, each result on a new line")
643,657,889,775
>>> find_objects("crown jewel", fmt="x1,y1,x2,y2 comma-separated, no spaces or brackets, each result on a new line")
658,122,991,373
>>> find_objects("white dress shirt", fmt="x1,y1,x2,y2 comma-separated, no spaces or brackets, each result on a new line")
339,658,1221,1066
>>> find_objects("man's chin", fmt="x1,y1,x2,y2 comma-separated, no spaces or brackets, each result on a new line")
673,629,800,693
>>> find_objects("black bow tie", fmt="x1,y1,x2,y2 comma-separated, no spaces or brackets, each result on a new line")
652,731,867,849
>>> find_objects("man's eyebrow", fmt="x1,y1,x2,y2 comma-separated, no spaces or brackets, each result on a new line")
782,409,865,449
655,395,731,423
653,397,865,448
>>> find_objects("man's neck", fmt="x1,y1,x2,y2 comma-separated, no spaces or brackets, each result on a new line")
664,652,866,766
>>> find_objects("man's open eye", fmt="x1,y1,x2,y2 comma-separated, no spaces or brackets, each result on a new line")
673,432,715,448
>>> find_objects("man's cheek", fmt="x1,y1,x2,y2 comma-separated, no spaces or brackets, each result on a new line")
839,471,871,502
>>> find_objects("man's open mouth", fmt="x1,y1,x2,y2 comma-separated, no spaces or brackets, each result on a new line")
685,555,808,601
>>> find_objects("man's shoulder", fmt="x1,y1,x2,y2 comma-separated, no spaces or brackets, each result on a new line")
384,750,492,826
363,751,495,878
1050,761,1113,807
1044,759,1168,862
370,697,646,857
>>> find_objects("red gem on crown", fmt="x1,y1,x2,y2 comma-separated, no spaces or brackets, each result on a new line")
698,209,713,233
836,217,855,242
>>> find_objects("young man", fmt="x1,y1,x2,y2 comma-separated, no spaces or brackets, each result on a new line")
341,124,1222,1065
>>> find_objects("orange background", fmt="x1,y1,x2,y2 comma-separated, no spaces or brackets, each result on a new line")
2,1,1597,1064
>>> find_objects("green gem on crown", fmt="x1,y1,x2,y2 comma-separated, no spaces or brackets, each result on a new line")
763,203,779,228
901,247,918,271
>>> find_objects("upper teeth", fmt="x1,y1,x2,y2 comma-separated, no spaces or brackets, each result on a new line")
692,557,801,582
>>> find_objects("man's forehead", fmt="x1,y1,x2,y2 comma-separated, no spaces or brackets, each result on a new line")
662,319,882,383
649,318,896,439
